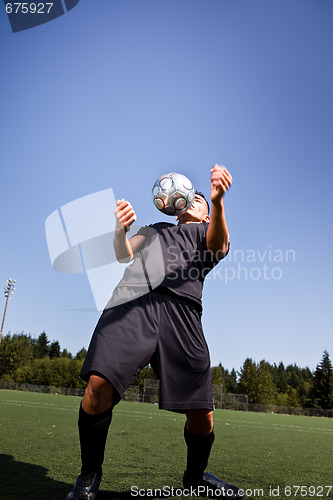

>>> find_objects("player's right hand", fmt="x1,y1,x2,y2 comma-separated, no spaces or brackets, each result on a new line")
115,199,137,232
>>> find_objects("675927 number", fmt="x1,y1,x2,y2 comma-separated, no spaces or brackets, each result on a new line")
5,3,53,14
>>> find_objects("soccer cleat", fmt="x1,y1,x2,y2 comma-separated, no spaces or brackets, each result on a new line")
183,470,244,499
202,472,244,498
66,472,102,500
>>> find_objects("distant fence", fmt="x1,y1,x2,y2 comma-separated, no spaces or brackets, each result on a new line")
0,380,139,401
142,379,160,404
212,385,249,410
1,380,332,418
0,380,86,397
141,381,333,417
246,403,332,418
122,384,140,402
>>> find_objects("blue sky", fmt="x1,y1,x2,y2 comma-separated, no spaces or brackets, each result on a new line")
1,0,332,373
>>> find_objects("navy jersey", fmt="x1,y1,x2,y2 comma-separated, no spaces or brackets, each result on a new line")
138,222,219,305
108,222,223,309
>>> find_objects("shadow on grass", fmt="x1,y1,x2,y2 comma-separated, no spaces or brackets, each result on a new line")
0,455,166,500
0,454,71,500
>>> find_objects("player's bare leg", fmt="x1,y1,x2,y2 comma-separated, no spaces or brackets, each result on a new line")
82,374,115,414
67,374,114,500
183,409,244,499
186,408,214,435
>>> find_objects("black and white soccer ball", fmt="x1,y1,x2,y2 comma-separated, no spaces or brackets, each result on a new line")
152,172,195,216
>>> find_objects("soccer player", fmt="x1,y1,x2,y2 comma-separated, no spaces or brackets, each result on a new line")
67,165,244,499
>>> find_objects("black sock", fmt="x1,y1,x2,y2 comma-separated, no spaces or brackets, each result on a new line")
184,425,215,484
78,403,113,475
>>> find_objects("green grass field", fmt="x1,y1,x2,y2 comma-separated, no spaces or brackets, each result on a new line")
0,390,332,500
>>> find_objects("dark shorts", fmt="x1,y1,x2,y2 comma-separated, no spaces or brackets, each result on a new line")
80,289,213,413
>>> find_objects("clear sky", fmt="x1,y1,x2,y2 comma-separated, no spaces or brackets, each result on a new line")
1,0,332,373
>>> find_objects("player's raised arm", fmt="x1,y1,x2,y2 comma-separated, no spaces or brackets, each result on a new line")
113,200,146,262
206,165,232,259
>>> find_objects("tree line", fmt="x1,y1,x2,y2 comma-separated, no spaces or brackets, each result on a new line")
212,354,333,409
0,332,87,389
0,332,332,409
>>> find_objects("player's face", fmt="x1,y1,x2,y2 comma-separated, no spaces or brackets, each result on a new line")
177,194,210,224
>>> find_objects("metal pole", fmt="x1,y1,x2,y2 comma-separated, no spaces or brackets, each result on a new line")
0,279,16,344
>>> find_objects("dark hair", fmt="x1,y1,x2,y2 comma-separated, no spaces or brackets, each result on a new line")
195,191,210,214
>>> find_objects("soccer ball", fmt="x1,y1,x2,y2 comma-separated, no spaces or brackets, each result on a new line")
152,172,195,216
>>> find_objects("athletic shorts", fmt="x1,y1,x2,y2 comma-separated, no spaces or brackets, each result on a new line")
80,289,214,413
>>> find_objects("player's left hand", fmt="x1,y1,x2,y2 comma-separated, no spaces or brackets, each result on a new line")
210,165,232,206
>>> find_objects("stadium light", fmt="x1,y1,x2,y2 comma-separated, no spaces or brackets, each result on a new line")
0,278,16,344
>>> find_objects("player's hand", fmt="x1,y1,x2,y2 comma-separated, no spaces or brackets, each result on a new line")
210,165,232,206
115,199,137,232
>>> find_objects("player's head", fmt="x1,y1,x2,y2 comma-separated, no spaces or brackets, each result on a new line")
177,191,210,224
194,191,210,215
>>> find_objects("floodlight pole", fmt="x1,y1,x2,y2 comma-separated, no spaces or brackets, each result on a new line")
0,278,16,344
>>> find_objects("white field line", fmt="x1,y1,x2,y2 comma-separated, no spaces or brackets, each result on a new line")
0,399,76,411
1,399,332,435
114,409,333,435
2,399,59,406
213,418,333,434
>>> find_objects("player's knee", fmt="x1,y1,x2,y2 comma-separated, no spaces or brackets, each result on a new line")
85,374,114,412
186,409,214,435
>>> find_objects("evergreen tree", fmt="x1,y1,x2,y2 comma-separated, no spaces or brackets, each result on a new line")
297,367,313,407
286,364,301,389
75,347,87,361
60,348,73,359
225,368,238,393
277,362,288,393
257,360,276,404
238,358,258,402
49,341,61,359
312,350,333,409
211,363,224,387
35,332,50,358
